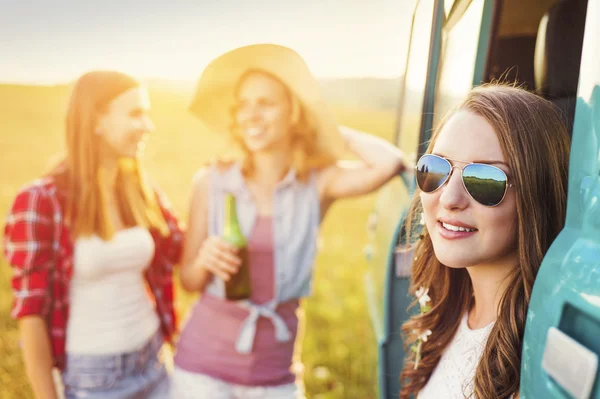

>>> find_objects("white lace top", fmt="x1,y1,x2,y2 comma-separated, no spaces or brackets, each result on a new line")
418,312,495,399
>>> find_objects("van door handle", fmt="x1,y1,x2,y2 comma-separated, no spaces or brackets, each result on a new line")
542,327,598,399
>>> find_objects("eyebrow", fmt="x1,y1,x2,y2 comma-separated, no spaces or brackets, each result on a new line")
433,152,509,167
129,107,148,116
236,95,274,102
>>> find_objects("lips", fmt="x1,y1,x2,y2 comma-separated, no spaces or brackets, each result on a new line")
437,218,478,240
245,127,266,137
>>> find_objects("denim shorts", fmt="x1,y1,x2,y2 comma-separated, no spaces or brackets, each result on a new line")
62,330,169,399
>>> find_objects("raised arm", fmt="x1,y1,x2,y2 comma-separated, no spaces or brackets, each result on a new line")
318,126,407,201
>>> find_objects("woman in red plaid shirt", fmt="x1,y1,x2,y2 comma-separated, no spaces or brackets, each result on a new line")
3,71,183,399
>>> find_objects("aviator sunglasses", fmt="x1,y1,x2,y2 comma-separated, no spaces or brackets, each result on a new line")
415,154,514,207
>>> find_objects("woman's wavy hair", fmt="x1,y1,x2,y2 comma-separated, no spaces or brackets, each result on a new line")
228,69,337,181
399,84,570,398
51,70,169,240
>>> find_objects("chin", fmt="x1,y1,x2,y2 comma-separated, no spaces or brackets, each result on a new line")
436,255,469,268
246,141,280,154
432,245,479,268
440,260,471,269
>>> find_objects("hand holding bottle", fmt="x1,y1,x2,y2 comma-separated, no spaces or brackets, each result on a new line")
195,236,242,282
222,193,252,300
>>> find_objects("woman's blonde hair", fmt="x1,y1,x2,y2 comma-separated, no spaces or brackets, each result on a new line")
399,84,570,398
52,70,169,240
228,69,337,181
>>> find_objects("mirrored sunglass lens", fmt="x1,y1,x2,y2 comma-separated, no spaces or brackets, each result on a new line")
463,164,507,206
416,155,451,193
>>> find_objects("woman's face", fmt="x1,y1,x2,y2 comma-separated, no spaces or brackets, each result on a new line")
96,86,155,159
420,110,518,269
234,72,294,154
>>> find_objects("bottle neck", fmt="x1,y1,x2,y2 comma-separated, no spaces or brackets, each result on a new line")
224,194,241,235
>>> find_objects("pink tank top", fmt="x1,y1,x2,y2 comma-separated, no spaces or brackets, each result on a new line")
174,216,299,386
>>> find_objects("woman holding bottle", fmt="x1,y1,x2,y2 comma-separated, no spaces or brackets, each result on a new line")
172,44,406,398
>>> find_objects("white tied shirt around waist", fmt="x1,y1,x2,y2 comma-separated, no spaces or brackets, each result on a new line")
235,299,293,354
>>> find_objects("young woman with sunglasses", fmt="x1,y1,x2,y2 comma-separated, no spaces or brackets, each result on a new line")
399,84,570,399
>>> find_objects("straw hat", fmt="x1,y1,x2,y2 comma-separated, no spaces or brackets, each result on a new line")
189,44,346,158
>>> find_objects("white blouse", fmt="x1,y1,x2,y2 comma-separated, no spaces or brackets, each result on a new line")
418,312,495,399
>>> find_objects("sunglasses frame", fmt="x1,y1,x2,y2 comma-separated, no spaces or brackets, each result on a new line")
415,154,515,207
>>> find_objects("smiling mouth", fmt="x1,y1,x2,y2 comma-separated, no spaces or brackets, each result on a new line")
440,222,477,233
246,127,266,137
437,221,478,240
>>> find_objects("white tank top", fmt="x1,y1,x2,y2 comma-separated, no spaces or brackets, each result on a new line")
66,227,160,355
418,312,495,399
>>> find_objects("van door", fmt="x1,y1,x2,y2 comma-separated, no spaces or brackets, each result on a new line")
365,1,441,397
521,1,600,398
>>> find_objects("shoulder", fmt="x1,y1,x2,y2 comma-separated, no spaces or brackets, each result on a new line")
5,178,60,246
213,159,237,173
16,177,57,196
194,159,243,193
10,177,59,215
187,167,215,212
191,167,211,196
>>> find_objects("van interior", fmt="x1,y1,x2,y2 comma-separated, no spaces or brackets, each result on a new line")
485,0,588,132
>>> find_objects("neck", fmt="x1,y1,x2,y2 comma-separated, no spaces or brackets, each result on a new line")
249,151,293,190
466,253,518,329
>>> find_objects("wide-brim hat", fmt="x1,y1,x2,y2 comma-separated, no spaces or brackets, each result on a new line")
189,43,346,158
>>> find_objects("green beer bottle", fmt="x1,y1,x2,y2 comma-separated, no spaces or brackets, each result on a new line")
223,193,251,300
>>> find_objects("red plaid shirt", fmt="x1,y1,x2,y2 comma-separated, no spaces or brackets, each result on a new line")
3,177,184,370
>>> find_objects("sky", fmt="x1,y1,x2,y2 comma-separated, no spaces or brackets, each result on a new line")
0,0,415,84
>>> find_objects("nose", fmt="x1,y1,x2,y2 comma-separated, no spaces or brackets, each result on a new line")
438,167,470,210
143,115,155,133
238,104,263,125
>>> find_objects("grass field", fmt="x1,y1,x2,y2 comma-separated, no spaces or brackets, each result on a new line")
0,83,397,399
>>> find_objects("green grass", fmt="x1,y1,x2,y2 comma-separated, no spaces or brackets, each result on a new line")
0,84,396,399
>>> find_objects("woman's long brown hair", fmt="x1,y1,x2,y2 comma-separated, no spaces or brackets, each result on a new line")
52,71,169,240
399,84,570,398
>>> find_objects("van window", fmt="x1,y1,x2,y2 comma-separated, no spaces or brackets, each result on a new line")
571,1,596,101
396,0,436,166
433,0,485,127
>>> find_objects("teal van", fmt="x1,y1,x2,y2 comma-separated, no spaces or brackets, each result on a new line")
366,0,600,397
